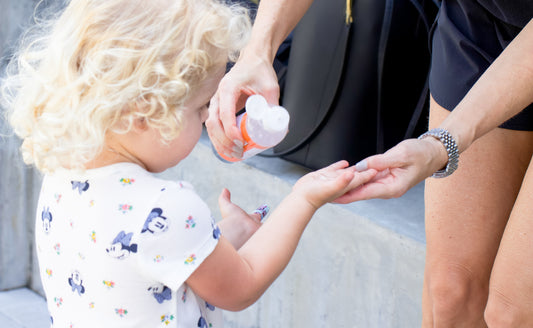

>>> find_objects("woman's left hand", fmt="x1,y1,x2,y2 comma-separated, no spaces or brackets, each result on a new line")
334,137,449,203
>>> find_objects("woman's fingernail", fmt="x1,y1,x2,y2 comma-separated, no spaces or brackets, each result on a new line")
253,204,269,222
355,160,368,171
223,151,233,159
233,139,244,148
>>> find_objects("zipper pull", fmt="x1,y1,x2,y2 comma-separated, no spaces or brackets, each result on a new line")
345,0,353,25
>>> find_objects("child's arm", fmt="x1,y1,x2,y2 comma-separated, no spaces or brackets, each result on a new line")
186,161,377,311
216,188,262,249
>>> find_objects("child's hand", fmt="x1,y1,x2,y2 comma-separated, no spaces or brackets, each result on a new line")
217,188,263,249
293,160,378,210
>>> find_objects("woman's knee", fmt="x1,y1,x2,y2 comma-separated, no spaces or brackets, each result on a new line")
427,264,488,321
484,288,527,328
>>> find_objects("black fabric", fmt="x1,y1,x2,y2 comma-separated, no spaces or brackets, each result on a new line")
269,0,437,170
430,0,533,131
477,0,533,27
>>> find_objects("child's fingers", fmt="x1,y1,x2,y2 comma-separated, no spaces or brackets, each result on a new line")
332,187,365,204
344,169,378,191
326,160,350,171
329,169,378,204
314,161,353,183
218,188,232,208
333,168,404,203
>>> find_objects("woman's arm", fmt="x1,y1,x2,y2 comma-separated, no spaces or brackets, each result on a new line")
245,0,313,64
333,18,533,203
440,18,533,152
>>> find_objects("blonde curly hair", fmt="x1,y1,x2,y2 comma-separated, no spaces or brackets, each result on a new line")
2,0,250,173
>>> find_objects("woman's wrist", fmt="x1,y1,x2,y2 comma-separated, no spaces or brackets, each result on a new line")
239,42,275,66
419,128,459,178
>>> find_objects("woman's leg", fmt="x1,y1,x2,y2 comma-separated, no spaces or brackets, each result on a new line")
484,154,533,327
421,97,533,327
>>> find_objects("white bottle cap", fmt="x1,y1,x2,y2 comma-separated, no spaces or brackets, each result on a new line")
245,94,268,119
262,106,290,133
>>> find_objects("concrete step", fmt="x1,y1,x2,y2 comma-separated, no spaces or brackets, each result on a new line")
0,288,49,328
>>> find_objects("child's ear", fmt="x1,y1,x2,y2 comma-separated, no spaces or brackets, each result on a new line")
132,117,148,132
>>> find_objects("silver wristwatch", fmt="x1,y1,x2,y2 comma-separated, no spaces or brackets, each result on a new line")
418,128,459,178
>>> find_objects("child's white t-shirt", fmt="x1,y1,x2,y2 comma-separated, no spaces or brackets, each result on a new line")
35,163,222,327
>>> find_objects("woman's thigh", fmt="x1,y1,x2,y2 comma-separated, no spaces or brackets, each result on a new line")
486,154,533,323
424,97,533,293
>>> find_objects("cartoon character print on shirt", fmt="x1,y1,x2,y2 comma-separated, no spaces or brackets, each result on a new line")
211,219,221,240
197,302,216,327
198,316,215,328
68,270,86,296
141,208,169,234
71,180,90,195
205,301,215,311
147,283,172,304
198,317,208,328
41,207,53,233
106,231,138,259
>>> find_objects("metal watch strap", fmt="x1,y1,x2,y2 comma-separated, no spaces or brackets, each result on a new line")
418,128,459,178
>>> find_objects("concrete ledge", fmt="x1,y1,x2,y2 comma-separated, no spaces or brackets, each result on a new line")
157,131,426,328
0,288,49,328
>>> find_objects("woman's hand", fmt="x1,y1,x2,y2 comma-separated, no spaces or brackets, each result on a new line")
205,0,313,161
333,137,449,203
205,52,280,161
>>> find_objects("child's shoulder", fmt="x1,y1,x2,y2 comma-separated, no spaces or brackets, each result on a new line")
159,180,195,192
153,180,204,208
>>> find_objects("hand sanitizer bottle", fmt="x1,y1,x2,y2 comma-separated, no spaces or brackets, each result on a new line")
214,94,290,162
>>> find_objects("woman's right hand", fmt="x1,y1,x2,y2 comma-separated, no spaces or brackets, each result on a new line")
205,0,314,161
205,50,280,161
333,137,449,203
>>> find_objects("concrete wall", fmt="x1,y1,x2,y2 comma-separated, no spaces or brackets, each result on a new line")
0,0,43,292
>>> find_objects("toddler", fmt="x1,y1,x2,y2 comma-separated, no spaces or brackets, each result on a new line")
2,0,376,327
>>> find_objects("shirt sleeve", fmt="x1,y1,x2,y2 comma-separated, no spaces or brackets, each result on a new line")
135,182,220,290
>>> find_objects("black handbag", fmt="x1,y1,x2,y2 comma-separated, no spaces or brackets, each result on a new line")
268,0,439,170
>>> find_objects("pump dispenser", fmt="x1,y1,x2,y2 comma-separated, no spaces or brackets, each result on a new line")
214,95,290,162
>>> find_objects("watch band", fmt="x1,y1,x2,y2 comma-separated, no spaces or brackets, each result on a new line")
418,128,459,178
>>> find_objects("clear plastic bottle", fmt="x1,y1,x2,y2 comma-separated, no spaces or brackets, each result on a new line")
214,95,290,163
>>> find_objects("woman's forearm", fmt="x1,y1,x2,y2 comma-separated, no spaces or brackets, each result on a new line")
243,0,313,63
440,18,533,153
